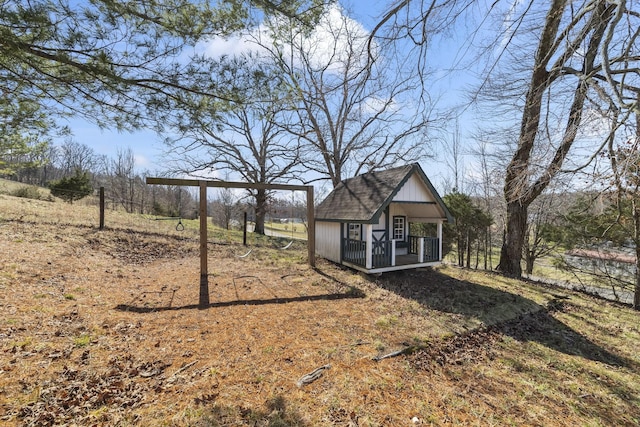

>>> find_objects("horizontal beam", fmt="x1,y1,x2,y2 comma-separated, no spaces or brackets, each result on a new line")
146,177,310,192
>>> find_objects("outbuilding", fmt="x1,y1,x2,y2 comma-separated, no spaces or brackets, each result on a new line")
314,163,453,274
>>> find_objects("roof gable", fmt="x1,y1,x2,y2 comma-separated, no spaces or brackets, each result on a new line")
315,163,452,223
392,173,435,203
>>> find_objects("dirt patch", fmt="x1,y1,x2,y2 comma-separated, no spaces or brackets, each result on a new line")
409,328,501,372
86,229,198,265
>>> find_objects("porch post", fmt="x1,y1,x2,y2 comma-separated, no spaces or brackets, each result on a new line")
391,240,396,267
418,237,425,263
437,221,443,261
365,223,373,269
199,181,209,307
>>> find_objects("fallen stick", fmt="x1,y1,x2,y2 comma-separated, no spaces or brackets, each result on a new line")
296,364,331,387
372,346,416,362
166,360,198,383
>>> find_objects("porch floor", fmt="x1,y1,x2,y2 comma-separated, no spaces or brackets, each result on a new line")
394,254,421,266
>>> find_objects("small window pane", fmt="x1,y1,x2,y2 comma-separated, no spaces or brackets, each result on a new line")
348,224,361,240
393,217,405,240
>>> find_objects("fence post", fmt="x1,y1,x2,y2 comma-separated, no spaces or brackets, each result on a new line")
243,211,248,246
307,186,315,267
99,187,105,230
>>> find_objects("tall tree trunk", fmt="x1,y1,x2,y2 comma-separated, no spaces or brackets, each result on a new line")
466,229,471,269
525,251,535,276
634,187,640,310
499,202,528,277
254,188,267,235
498,0,612,278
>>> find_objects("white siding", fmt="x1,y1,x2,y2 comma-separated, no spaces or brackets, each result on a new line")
393,173,434,202
370,212,386,241
389,204,406,218
315,221,342,263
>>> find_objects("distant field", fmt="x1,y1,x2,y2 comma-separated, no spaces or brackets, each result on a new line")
264,220,308,240
1,192,639,425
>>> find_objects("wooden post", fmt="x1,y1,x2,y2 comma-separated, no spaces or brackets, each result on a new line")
99,187,105,230
306,186,315,267
145,177,316,305
243,211,248,246
199,181,209,307
365,224,373,269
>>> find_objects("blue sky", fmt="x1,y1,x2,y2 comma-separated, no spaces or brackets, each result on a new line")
58,0,478,192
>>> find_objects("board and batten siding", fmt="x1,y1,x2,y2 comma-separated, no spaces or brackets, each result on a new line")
389,204,406,219
392,173,434,202
315,221,341,263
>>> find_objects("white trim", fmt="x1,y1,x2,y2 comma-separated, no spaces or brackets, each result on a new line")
342,260,442,274
437,221,443,261
391,240,397,267
365,224,373,269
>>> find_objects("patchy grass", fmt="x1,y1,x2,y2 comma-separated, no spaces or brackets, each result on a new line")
0,179,51,201
0,193,639,426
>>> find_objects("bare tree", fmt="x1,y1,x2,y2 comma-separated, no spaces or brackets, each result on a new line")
606,94,640,308
257,5,434,186
56,140,99,177
493,1,636,277
441,119,466,194
522,190,567,276
210,188,241,230
165,56,302,234
108,147,137,213
369,1,638,278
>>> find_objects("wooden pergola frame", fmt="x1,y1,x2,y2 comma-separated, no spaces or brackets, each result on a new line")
146,177,315,307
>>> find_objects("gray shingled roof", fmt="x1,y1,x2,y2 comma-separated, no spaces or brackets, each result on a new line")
316,163,451,223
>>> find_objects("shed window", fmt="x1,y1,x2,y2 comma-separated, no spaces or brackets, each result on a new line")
348,223,361,240
393,216,406,240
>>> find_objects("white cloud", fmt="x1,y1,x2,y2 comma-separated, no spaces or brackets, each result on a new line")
200,27,265,58
299,5,372,72
134,153,149,168
200,4,374,74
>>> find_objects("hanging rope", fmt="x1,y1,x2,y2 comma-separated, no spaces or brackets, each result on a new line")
151,216,185,231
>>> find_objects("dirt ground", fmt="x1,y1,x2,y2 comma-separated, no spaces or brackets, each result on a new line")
1,195,640,426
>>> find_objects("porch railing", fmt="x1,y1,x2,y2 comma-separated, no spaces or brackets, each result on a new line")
423,237,440,262
409,236,440,262
372,240,392,268
343,237,440,269
342,238,366,267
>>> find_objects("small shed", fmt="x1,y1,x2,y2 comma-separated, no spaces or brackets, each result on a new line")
315,163,453,274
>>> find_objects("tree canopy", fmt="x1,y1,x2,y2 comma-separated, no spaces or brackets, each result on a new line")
1,0,325,129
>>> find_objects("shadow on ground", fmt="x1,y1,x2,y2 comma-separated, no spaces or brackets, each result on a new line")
375,268,627,367
193,395,307,427
114,286,365,313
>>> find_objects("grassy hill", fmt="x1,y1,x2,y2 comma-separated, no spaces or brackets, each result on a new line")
0,192,639,426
